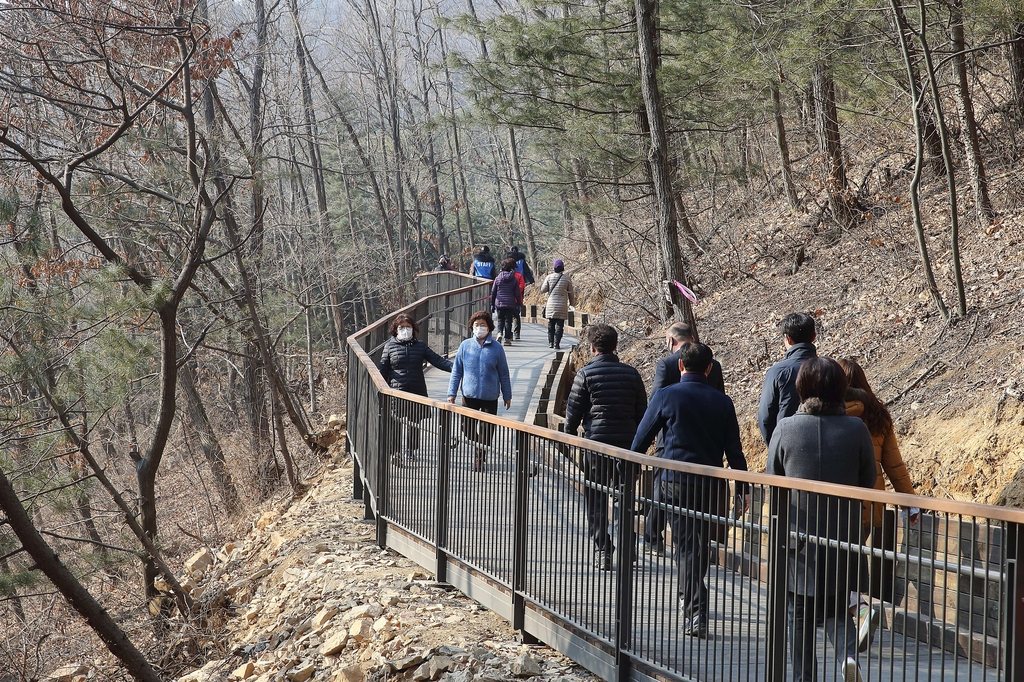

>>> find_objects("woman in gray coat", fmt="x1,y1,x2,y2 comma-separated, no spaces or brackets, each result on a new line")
540,259,574,349
768,357,876,682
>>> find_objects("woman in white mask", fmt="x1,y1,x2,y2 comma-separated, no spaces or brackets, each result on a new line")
447,311,513,472
379,314,453,466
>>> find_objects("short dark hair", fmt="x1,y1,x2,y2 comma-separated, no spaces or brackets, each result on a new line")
667,322,695,344
795,357,847,404
388,313,420,337
501,257,516,272
469,310,494,332
588,323,618,353
678,342,712,373
781,312,816,344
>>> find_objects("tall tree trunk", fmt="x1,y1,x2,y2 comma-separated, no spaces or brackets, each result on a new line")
913,0,966,316
570,157,604,258
890,0,950,321
439,25,475,253
887,0,944,174
950,0,994,226
633,0,696,329
507,127,539,271
771,81,801,209
812,60,854,227
1008,22,1024,119
179,359,240,514
287,0,346,343
0,468,162,682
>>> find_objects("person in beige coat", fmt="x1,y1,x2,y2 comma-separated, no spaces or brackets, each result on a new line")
540,259,574,349
839,357,918,654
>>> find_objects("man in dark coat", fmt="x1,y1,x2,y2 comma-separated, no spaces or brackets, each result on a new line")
643,323,725,554
565,323,648,571
631,342,749,638
767,357,876,682
757,312,817,446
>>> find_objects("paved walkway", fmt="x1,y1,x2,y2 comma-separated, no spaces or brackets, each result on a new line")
388,321,998,682
425,320,576,421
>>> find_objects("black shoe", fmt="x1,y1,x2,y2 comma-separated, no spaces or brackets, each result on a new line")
548,342,554,348
514,333,521,340
639,537,667,556
682,614,708,638
594,549,612,571
554,343,561,350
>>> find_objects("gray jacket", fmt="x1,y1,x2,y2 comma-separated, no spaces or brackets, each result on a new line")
768,399,877,597
540,271,574,320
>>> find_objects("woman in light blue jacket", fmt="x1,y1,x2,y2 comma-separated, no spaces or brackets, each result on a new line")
447,310,512,472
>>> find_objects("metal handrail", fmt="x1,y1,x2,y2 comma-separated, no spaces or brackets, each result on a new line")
346,271,1024,682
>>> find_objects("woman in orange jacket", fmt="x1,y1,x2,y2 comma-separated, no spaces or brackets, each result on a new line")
838,358,918,653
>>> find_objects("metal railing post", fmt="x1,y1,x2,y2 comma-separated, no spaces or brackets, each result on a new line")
614,459,638,682
375,392,389,548
443,294,452,357
435,410,452,584
766,485,791,682
349,435,363,501
512,429,534,639
1005,521,1024,681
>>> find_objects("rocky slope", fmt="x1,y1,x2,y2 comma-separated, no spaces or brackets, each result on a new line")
171,457,595,682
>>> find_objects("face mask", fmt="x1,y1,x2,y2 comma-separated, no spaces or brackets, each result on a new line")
397,327,413,341
473,325,488,339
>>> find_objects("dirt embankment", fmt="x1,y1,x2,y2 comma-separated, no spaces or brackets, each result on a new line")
559,203,1024,509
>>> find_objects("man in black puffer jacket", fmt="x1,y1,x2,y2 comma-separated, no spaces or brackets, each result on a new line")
565,323,648,570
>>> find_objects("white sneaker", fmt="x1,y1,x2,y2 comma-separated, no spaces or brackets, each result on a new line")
856,603,881,652
843,657,863,682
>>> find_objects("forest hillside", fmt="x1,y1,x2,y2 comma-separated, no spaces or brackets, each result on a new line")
3,0,1024,677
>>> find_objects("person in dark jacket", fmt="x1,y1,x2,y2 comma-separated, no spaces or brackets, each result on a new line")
564,324,647,570
470,246,495,279
490,258,523,346
434,255,454,272
631,342,749,638
379,313,453,466
757,312,818,446
768,357,876,682
503,245,535,285
503,246,534,338
642,322,725,554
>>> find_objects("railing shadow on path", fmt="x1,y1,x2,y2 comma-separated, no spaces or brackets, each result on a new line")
347,271,1024,682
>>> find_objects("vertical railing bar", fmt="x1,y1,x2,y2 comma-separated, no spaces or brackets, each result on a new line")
1004,520,1023,682
766,485,790,682
434,409,451,584
614,458,637,682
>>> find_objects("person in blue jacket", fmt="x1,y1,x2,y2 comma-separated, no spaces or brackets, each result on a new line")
447,310,512,472
470,246,495,279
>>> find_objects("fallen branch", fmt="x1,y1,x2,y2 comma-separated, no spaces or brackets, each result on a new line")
886,359,945,406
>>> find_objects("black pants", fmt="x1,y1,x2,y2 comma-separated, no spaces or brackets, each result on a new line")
496,308,515,340
788,591,858,681
644,472,667,543
461,397,498,447
547,318,565,346
584,453,619,552
661,475,725,622
514,305,524,336
386,402,430,453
